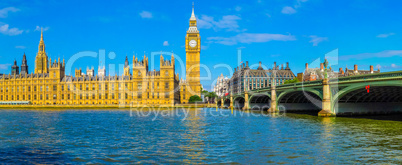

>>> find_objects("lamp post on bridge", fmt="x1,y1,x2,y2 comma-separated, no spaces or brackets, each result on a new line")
318,59,335,117
268,67,278,112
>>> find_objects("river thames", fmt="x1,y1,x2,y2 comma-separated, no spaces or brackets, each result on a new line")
0,108,401,164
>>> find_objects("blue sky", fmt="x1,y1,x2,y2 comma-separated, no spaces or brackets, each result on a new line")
0,0,401,90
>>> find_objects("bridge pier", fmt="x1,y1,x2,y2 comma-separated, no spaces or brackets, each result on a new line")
268,85,278,112
243,92,250,110
221,98,224,108
229,95,233,109
318,78,335,117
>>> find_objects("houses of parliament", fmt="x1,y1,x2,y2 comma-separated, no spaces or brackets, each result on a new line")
0,7,201,105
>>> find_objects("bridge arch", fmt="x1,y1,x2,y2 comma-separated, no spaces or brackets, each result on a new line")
217,99,222,107
333,82,402,115
223,98,231,108
233,96,245,109
249,92,271,110
277,89,322,112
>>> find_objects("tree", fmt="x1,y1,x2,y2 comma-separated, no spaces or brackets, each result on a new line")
189,95,202,103
205,92,217,103
284,78,300,84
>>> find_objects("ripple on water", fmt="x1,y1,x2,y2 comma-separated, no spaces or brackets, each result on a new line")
0,109,401,164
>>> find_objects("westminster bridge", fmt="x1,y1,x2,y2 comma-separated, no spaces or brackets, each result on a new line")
217,71,402,116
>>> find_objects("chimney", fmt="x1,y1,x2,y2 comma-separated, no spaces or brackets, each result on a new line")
281,64,284,70
370,65,373,73
274,62,277,69
339,68,344,74
354,64,358,73
305,63,308,71
246,61,249,67
320,63,324,71
286,62,289,69
259,61,262,67
242,63,245,68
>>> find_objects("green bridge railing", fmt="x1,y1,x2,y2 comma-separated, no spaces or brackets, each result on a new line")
247,70,402,93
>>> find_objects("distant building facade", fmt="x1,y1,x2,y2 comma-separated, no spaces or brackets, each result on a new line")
302,63,380,82
229,61,296,95
213,73,230,97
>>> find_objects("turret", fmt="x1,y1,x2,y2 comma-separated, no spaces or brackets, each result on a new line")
75,68,82,77
49,57,66,79
11,59,19,75
21,52,28,74
171,52,175,66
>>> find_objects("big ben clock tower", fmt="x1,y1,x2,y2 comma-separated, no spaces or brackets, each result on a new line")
185,4,201,99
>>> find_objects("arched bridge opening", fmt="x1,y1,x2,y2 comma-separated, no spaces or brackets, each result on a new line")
335,86,402,115
278,91,322,113
224,98,230,108
249,94,271,110
217,100,222,108
234,97,245,109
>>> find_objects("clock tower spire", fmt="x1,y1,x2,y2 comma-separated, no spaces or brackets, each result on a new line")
184,3,201,103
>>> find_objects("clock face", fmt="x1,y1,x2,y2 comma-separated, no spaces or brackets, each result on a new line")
189,40,197,48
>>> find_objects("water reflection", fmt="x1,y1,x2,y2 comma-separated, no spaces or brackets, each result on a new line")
0,108,400,164
180,108,207,164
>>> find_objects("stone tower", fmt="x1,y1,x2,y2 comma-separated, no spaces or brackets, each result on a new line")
20,52,28,74
11,59,19,75
124,55,131,76
185,4,201,99
34,28,49,74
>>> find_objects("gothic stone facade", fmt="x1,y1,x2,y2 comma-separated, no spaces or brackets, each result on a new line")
0,7,202,105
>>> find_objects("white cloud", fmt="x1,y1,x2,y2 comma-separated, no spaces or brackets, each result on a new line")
163,41,169,46
197,15,243,32
15,46,26,49
340,50,402,60
281,6,296,14
0,24,23,36
295,0,309,8
207,33,296,45
377,33,395,38
35,26,49,31
0,64,11,70
0,7,20,18
282,0,308,15
139,11,153,19
235,6,242,12
375,63,400,70
309,35,328,46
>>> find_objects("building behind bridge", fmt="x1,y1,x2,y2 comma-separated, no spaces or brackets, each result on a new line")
213,61,296,96
213,73,230,97
301,63,381,82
